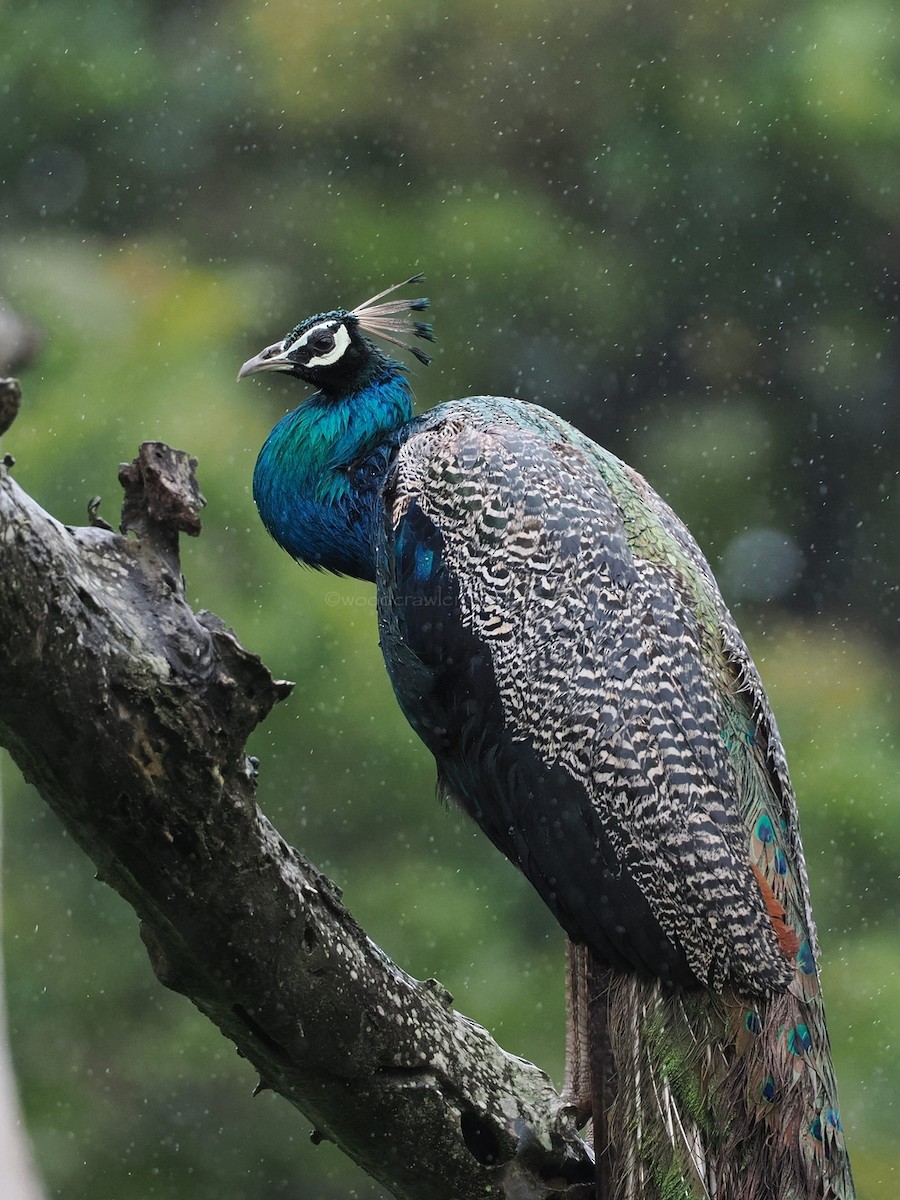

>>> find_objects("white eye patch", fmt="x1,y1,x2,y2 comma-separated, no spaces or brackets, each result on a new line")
284,320,352,368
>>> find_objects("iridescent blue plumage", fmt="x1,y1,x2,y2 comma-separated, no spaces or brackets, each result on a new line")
240,279,854,1200
252,370,413,578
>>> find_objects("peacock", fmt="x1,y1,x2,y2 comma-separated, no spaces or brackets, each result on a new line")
239,276,854,1200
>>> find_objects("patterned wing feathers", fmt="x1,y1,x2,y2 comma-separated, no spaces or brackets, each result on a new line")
379,395,852,1199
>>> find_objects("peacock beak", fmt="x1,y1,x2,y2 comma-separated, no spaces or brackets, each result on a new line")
237,342,293,381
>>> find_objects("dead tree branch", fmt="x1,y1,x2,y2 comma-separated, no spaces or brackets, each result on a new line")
0,379,593,1200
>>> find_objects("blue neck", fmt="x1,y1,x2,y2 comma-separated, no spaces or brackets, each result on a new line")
252,371,414,580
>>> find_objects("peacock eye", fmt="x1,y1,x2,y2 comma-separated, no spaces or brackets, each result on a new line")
311,331,335,353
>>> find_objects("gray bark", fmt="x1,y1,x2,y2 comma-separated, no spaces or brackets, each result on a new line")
0,377,593,1200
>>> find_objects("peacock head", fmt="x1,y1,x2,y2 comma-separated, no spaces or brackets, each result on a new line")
237,275,434,395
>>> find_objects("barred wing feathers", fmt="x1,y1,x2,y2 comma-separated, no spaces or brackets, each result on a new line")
376,396,851,1200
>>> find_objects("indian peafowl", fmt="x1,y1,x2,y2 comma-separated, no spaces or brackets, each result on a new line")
239,276,854,1200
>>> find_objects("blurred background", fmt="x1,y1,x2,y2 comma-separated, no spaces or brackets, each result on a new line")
0,0,897,1196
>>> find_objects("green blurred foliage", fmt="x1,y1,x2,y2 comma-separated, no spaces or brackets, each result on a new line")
0,0,897,1196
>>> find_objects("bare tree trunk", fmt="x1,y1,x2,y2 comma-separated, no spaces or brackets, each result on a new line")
0,378,594,1200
